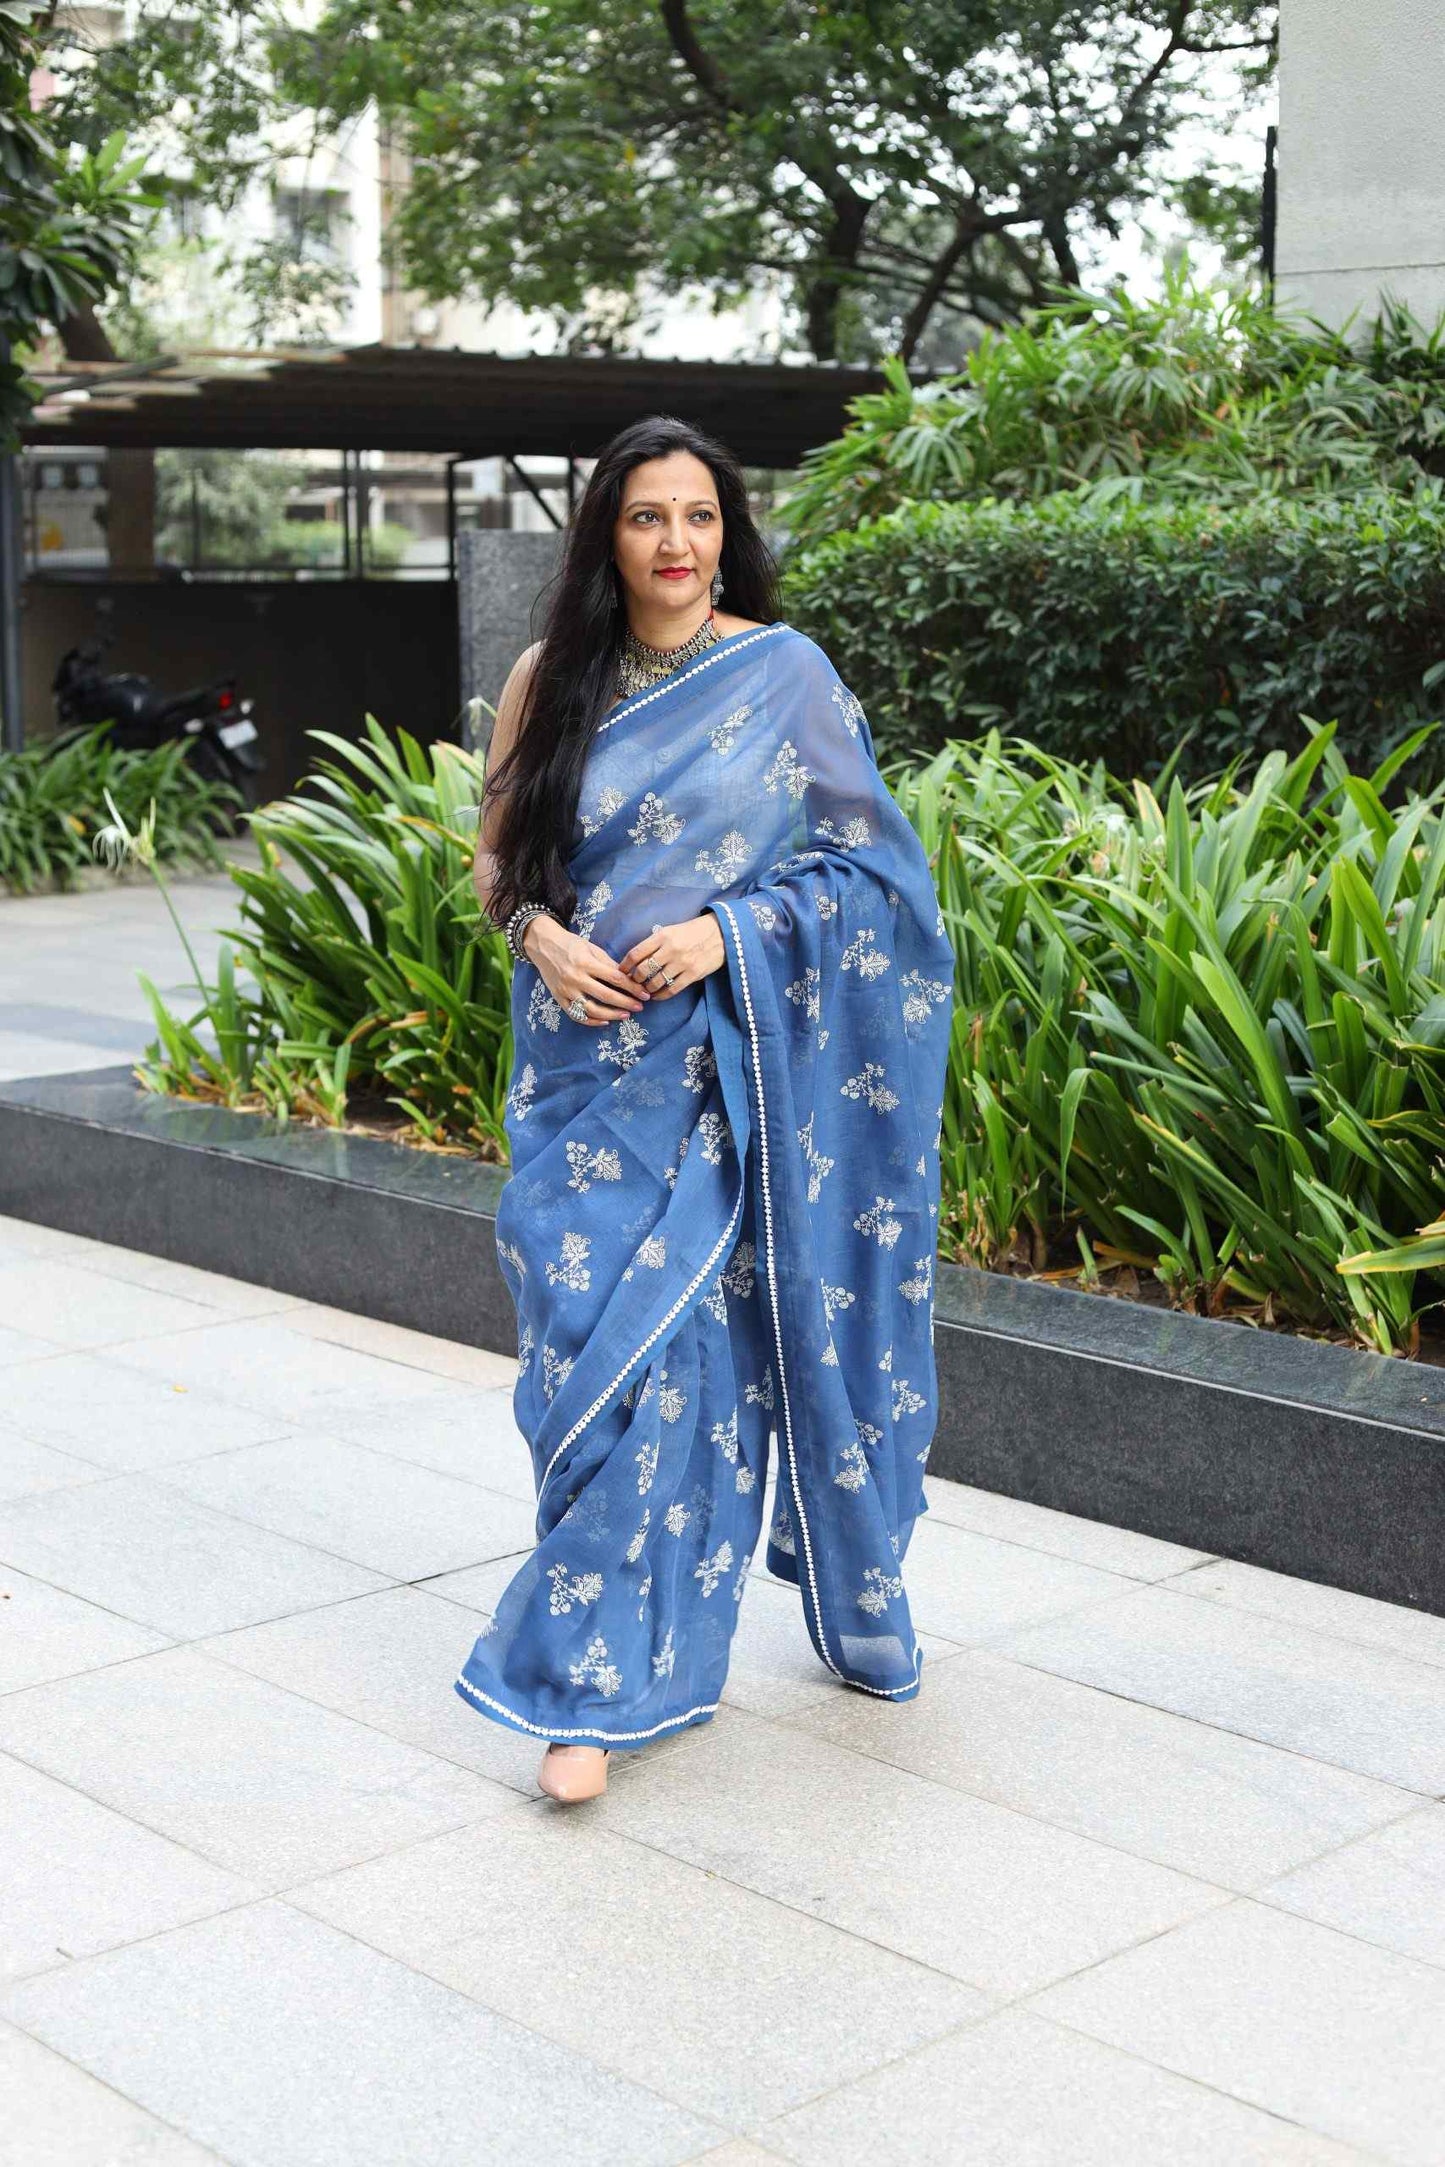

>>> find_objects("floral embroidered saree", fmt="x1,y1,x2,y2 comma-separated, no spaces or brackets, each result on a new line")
455,621,954,1746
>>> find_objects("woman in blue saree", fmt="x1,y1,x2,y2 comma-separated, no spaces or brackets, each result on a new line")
457,416,953,1800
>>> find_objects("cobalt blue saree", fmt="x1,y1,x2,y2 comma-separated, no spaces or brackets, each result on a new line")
454,621,954,1747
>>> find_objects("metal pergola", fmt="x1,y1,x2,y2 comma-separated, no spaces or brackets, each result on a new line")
2,341,902,750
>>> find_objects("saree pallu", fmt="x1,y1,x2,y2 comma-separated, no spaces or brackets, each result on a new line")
455,621,954,1747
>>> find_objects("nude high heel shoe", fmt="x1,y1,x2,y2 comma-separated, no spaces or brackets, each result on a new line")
537,1743,610,1802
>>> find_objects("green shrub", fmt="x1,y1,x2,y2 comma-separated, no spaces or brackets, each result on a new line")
138,718,514,1151
0,726,239,894
898,727,1445,1355
780,275,1445,548
784,490,1445,779
141,721,1445,1353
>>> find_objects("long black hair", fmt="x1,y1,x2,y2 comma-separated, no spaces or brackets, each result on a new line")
482,413,781,928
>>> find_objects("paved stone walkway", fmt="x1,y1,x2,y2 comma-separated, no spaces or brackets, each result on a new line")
0,857,260,1083
2,1213,1444,2163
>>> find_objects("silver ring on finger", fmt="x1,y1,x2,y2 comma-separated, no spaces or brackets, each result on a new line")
567,994,589,1023
640,958,662,982
661,969,676,988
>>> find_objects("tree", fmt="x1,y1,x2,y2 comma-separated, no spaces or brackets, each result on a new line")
54,1,1276,366
0,0,158,443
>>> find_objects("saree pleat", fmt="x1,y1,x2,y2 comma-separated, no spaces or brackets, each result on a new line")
455,621,953,1747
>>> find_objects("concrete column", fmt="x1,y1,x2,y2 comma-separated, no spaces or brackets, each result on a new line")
1276,0,1445,328
456,527,564,751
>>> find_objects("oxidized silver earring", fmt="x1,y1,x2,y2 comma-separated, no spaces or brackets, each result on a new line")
710,567,724,604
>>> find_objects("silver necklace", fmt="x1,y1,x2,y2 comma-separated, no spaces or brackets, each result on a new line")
615,610,720,698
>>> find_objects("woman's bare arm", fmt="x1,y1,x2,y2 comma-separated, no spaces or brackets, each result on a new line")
472,641,541,922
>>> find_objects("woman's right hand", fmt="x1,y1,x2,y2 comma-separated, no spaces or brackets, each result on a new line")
523,915,649,1024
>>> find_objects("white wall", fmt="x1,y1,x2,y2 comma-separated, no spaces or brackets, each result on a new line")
1277,0,1445,328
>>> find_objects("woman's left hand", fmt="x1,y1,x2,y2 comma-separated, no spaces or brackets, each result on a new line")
620,912,726,998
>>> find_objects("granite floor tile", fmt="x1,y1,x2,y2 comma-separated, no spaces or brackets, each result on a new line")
888,1515,1135,1645
292,1809,987,2126
280,1302,518,1387
201,1584,550,1796
0,2017,227,2166
155,1433,538,1581
0,1430,102,1505
796,1648,1410,1889
0,1261,220,1352
0,1751,255,1985
0,1350,296,1472
1031,1899,1445,2166
921,1474,1213,1581
336,1387,537,1502
0,1563,169,1694
0,1324,64,1365
595,1704,1227,1996
1176,1559,1445,1673
0,1899,720,2166
759,2006,1369,2166
60,1246,308,1319
0,1214,93,1262
0,1474,386,1638
1000,1584,1445,1791
106,1316,471,1424
0,1645,519,1888
1259,1805,1445,1970
411,1549,535,1615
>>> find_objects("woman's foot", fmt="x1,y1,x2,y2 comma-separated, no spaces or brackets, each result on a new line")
537,1743,610,1802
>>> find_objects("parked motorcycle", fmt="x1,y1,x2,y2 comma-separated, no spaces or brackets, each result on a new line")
52,639,264,808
